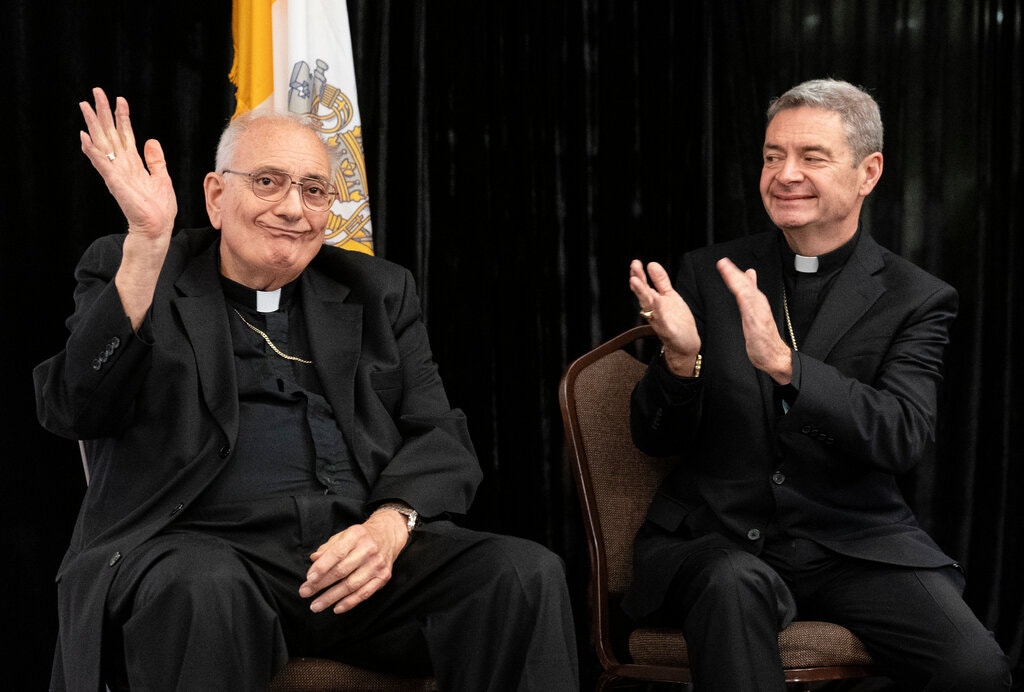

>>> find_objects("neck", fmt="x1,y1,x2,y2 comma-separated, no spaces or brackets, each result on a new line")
220,262,300,292
781,223,858,257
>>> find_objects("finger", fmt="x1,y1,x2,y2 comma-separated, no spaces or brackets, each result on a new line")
113,96,137,156
628,274,653,303
645,262,675,295
91,88,118,145
79,89,119,162
332,576,387,614
716,258,749,297
142,139,169,175
300,548,346,597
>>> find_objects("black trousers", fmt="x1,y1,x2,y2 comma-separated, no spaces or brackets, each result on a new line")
648,532,1012,692
104,495,579,691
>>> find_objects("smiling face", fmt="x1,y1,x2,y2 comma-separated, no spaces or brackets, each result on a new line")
204,117,333,290
759,106,883,255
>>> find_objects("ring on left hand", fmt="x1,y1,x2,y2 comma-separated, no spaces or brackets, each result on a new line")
639,308,654,320
105,152,116,162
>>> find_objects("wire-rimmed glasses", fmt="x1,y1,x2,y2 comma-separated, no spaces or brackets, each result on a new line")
222,169,337,211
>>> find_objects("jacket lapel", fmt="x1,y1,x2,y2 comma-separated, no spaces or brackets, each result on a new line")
173,244,239,443
300,268,367,474
801,234,886,359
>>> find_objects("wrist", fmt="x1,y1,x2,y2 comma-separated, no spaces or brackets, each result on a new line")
770,348,794,385
374,502,419,533
661,346,702,378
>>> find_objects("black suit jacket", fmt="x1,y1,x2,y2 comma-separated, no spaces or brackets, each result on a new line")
34,227,483,691
625,230,959,620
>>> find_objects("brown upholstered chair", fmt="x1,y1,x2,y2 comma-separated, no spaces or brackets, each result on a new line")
269,658,438,691
77,442,438,692
558,324,878,690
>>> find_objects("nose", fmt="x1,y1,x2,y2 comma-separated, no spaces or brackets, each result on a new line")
776,157,804,184
275,181,306,214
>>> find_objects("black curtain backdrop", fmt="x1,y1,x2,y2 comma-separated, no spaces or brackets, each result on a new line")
4,1,1021,689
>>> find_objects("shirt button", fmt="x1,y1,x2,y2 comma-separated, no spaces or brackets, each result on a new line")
771,470,786,485
747,529,761,541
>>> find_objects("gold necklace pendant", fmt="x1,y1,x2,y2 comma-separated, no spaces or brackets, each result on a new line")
233,309,313,364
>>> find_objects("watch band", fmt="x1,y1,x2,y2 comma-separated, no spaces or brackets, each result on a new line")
377,503,419,532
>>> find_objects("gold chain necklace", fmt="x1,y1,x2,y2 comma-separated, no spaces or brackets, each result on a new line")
782,286,799,352
233,309,313,364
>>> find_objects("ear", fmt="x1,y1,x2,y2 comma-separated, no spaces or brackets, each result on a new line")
204,172,225,229
858,152,883,196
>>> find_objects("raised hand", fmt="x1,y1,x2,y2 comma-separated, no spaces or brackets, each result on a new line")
628,259,702,376
715,257,792,384
79,87,177,241
80,87,179,328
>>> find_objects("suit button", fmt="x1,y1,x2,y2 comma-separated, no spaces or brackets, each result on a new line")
219,445,231,458
746,529,761,541
801,425,812,434
771,470,786,485
108,551,122,567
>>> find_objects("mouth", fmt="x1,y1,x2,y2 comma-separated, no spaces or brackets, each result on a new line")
263,224,315,239
773,191,814,202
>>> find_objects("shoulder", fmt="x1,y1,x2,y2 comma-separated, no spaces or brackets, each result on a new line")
77,226,218,275
308,245,418,299
313,244,411,279
858,235,957,303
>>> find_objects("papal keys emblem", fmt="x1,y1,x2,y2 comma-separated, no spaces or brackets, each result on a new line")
288,58,373,255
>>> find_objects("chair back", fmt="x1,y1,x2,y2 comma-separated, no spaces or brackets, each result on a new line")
558,325,678,665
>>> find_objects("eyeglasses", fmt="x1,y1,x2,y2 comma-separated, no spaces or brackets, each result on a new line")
222,169,337,211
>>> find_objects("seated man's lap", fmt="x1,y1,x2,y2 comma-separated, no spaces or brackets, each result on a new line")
107,512,569,676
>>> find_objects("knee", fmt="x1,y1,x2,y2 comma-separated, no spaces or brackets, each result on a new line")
480,536,570,603
672,550,794,630
692,551,784,604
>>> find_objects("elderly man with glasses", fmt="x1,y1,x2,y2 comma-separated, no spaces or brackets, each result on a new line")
35,88,579,692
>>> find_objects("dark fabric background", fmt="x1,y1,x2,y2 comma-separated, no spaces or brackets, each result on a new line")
3,1,1020,689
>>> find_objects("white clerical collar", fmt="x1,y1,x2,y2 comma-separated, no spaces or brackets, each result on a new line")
794,254,819,273
256,289,282,313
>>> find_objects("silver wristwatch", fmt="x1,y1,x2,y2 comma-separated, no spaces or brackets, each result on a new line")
378,503,419,532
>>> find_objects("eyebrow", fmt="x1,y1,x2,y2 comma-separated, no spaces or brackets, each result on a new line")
254,167,331,184
763,142,834,157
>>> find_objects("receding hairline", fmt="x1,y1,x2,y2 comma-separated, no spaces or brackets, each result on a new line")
215,109,341,175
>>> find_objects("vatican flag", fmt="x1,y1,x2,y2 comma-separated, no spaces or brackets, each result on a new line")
229,0,373,254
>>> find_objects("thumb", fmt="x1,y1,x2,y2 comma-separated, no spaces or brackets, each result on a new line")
142,139,169,174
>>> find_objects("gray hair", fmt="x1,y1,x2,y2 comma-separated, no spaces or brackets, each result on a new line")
214,109,343,175
766,78,883,164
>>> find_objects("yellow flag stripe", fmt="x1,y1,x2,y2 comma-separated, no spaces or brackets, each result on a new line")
229,0,275,116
